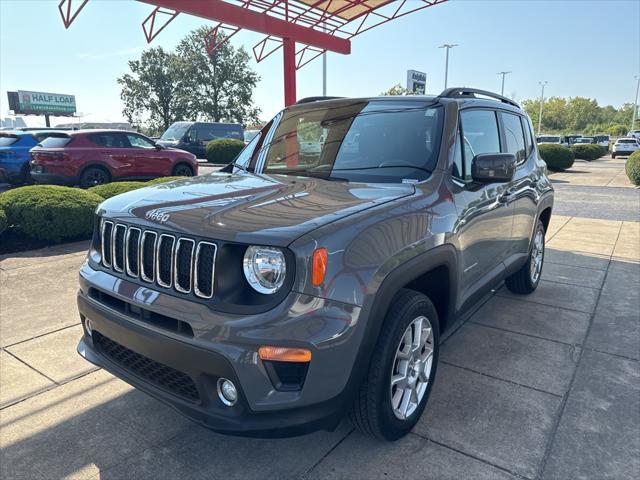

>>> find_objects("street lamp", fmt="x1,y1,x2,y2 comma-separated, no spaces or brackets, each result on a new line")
498,71,512,96
631,75,640,132
537,81,548,136
438,44,458,89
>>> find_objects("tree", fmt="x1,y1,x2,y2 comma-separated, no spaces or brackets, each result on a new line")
118,47,189,134
381,84,410,96
176,27,261,124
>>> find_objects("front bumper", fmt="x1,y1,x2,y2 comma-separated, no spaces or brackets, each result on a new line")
77,262,364,437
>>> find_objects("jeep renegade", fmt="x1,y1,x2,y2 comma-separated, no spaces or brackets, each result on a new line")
77,88,554,440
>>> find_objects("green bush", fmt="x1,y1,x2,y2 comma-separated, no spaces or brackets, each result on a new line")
0,208,7,236
146,176,187,186
626,150,640,186
572,144,605,161
88,181,147,199
205,138,244,164
538,144,575,171
0,186,103,242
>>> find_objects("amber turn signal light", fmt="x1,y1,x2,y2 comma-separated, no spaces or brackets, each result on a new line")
258,346,312,363
311,247,328,286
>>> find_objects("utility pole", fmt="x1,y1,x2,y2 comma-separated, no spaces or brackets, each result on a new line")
438,44,458,89
537,81,548,136
498,71,512,96
631,75,639,131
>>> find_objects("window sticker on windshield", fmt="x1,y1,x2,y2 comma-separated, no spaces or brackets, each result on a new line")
402,178,419,184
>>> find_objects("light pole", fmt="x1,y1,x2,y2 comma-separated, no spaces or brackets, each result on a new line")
537,81,548,136
438,44,458,89
498,71,512,96
631,75,640,132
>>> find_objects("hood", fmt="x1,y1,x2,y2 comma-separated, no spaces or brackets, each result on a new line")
98,172,415,246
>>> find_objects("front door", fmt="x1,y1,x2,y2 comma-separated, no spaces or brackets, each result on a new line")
453,109,515,308
125,133,169,177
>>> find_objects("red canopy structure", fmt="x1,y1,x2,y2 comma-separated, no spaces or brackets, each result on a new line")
58,0,448,106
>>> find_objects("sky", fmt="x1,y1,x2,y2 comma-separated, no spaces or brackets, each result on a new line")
1,0,639,127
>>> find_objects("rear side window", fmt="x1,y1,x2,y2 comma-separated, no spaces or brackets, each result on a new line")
39,136,72,148
89,133,129,148
521,117,534,156
0,135,18,146
460,110,501,175
501,112,526,163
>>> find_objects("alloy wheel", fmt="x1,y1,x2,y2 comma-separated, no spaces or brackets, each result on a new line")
530,229,544,283
390,316,434,420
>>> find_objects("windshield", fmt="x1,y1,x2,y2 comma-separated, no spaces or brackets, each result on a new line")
160,123,190,142
538,136,560,142
618,139,638,144
0,134,18,147
253,101,443,183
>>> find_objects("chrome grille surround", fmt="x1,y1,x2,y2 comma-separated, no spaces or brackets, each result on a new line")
99,219,216,299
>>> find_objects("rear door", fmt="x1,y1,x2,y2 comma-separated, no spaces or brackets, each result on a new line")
499,111,538,268
125,133,169,177
88,132,133,177
454,108,514,303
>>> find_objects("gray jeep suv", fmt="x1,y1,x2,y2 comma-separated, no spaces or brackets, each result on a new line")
77,88,554,440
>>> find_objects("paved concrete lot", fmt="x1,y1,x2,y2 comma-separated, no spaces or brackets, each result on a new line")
1,156,639,479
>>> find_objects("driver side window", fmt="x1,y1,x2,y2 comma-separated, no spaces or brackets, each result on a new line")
459,109,501,179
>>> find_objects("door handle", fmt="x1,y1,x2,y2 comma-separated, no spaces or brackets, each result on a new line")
498,189,516,204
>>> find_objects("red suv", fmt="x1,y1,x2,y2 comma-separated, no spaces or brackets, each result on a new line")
30,130,198,188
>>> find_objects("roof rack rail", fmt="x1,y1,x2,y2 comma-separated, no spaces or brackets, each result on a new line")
438,87,520,108
296,96,344,105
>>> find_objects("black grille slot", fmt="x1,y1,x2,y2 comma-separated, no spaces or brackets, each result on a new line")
126,228,141,277
88,288,194,337
113,225,126,272
94,331,199,402
101,221,113,267
141,232,156,282
157,235,175,287
195,242,216,298
175,239,194,293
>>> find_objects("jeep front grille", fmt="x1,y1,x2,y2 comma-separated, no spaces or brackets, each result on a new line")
100,220,216,298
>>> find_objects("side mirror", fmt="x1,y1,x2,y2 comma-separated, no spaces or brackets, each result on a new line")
471,153,516,183
154,143,163,150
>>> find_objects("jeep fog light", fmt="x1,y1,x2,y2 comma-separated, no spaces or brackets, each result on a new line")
243,246,286,294
217,378,238,406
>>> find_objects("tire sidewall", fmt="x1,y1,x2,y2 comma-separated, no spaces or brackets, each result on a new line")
374,295,440,440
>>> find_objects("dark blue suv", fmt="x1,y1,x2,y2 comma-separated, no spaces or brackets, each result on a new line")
0,131,67,185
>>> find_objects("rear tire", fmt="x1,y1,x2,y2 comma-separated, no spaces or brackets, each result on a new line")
7,163,32,186
505,220,545,294
349,288,439,441
172,163,194,177
79,167,110,189
611,153,616,158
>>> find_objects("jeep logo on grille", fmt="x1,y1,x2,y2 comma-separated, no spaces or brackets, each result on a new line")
145,209,170,223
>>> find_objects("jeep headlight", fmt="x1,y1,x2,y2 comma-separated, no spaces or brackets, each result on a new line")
243,246,287,294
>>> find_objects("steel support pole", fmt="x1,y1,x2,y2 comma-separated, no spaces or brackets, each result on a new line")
283,37,297,106
631,75,640,131
537,81,547,136
444,47,449,90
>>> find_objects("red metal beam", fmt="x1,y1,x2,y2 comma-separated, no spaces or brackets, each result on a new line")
137,0,351,54
282,37,297,106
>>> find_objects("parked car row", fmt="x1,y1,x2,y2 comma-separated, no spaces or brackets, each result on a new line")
0,129,199,188
536,134,610,149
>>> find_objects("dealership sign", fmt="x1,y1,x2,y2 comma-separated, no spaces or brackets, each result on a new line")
7,90,76,116
406,70,427,94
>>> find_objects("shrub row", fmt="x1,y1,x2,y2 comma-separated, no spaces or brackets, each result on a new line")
538,144,574,171
626,150,640,186
571,144,605,161
0,176,187,243
205,138,245,164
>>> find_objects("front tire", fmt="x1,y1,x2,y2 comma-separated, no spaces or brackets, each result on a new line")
172,163,194,177
505,219,545,294
349,289,439,441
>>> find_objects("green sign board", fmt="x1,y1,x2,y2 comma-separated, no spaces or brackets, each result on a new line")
12,90,76,116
